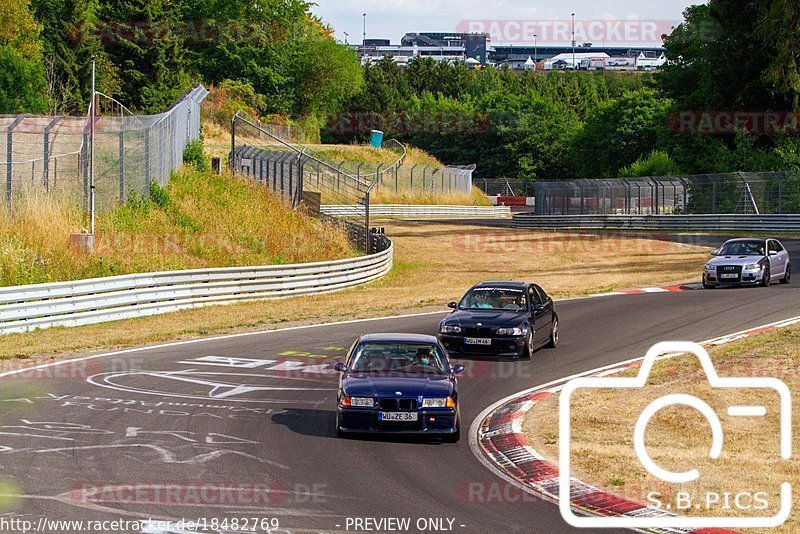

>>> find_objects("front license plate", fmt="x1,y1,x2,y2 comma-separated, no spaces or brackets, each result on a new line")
720,273,739,279
465,338,492,345
379,412,418,422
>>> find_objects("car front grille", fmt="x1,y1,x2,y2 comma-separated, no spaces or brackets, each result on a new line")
717,265,742,281
378,398,418,411
463,327,493,337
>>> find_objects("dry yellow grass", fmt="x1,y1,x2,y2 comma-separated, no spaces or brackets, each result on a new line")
525,324,800,532
370,186,492,206
0,222,708,364
0,167,354,286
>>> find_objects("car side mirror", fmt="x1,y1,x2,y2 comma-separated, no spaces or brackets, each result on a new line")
769,250,778,257
451,365,465,375
710,250,718,256
534,304,546,311
447,302,458,309
333,362,347,373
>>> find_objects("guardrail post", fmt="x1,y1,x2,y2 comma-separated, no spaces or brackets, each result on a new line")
6,127,12,212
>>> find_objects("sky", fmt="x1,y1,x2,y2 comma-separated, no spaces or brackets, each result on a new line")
311,0,701,47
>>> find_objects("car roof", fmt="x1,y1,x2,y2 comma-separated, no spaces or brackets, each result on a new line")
473,281,529,289
724,238,770,243
358,333,439,344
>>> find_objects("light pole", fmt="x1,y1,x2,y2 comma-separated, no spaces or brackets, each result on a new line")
344,31,349,44
571,13,576,70
362,13,366,45
533,33,538,66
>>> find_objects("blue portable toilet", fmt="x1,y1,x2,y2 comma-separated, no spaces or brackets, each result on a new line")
370,130,384,148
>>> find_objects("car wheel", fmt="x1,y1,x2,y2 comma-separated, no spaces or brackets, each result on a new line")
546,316,559,348
702,275,714,289
761,266,771,287
781,263,791,284
522,329,534,358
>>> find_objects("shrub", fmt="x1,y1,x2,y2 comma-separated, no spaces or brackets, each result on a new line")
183,139,210,172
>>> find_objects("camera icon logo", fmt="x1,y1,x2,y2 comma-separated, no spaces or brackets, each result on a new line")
559,341,792,529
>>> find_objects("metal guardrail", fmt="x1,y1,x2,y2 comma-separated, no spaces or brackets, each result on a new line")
0,242,393,335
321,205,511,219
512,214,800,233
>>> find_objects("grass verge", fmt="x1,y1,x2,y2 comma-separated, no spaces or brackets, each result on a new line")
524,322,800,532
0,167,354,287
1,222,708,364
369,187,493,206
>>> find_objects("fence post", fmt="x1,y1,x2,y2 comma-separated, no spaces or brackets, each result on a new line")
777,173,783,214
144,131,151,197
43,116,61,193
230,112,237,170
364,191,371,254
119,128,125,202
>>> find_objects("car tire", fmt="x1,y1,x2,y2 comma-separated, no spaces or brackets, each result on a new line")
702,275,714,289
781,263,791,285
522,329,534,358
546,316,559,348
761,266,771,287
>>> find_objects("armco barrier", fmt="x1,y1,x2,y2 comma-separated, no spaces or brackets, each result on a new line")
0,241,392,335
321,205,511,219
512,214,800,233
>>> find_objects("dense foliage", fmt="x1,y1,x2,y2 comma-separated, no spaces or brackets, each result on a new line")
3,0,363,119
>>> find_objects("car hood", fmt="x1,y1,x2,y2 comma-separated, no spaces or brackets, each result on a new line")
707,255,765,267
343,374,454,398
443,309,527,328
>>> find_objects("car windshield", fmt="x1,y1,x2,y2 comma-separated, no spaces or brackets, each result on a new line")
458,287,528,312
349,343,448,375
718,240,766,256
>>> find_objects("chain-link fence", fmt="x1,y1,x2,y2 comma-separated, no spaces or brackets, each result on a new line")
0,85,208,215
476,173,797,215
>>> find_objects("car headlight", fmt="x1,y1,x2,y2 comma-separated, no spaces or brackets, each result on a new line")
422,398,456,408
342,397,374,407
440,325,462,334
496,326,524,336
704,264,715,272
745,263,761,270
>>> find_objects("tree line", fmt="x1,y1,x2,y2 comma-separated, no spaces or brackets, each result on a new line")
0,0,363,117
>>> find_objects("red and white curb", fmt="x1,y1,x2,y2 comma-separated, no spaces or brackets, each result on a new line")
470,315,800,534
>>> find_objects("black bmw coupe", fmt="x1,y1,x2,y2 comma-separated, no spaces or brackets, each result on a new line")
438,281,558,358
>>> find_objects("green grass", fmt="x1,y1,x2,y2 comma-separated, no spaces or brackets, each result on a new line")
0,167,356,287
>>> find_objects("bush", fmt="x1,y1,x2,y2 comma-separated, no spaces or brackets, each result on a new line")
183,139,210,172
618,150,682,177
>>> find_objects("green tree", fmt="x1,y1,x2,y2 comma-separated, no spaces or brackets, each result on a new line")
30,0,116,113
99,0,193,112
0,0,48,113
571,90,673,178
0,45,48,113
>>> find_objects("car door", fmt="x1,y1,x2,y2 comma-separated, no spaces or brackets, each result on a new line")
770,240,789,277
767,240,786,278
530,285,553,347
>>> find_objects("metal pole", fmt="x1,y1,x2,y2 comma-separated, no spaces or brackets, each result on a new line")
90,56,96,235
364,191,371,254
119,128,125,202
230,112,237,171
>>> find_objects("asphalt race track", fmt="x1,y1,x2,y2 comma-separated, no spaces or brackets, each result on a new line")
0,239,798,534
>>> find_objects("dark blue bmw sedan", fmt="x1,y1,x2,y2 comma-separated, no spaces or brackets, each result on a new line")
334,334,464,442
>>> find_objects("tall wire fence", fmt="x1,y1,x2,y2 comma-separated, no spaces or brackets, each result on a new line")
1,85,208,215
476,172,798,215
230,113,476,250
